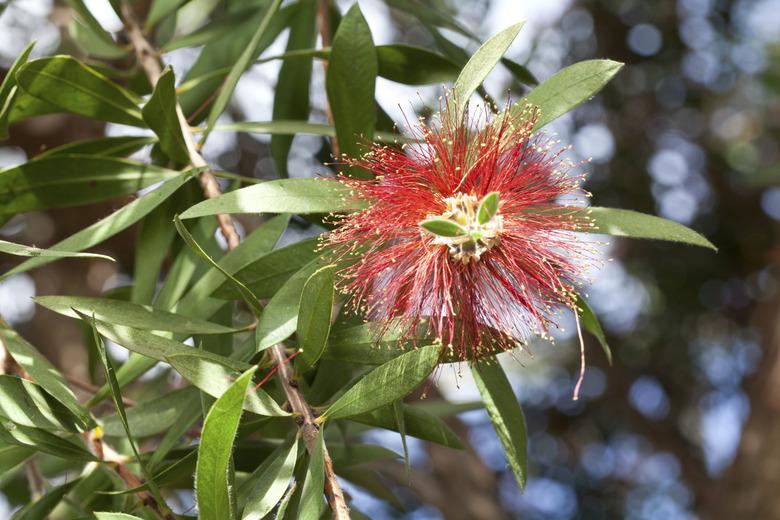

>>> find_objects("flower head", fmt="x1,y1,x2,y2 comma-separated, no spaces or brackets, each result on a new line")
324,102,591,361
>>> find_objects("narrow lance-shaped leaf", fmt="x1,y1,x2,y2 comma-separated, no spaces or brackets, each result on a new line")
181,178,366,219
511,59,624,130
326,3,377,178
0,376,83,432
174,215,264,317
472,361,528,490
271,0,316,178
0,155,181,217
0,325,93,430
297,265,335,369
298,428,326,520
35,295,239,335
36,135,157,159
320,345,441,421
142,66,190,164
0,41,35,139
451,22,524,122
582,206,717,250
196,366,257,520
84,313,169,516
15,56,145,126
392,400,410,474
576,294,612,365
0,239,114,261
9,480,77,520
3,172,193,279
201,0,283,141
239,438,299,520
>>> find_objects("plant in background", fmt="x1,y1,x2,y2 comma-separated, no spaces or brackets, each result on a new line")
0,2,716,519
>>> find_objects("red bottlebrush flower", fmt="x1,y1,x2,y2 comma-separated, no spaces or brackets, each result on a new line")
324,102,591,362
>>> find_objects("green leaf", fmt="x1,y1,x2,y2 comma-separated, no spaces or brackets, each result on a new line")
239,438,298,520
146,0,190,29
181,178,365,219
201,0,283,141
36,136,156,159
576,294,612,365
142,66,190,164
451,22,524,121
35,296,239,334
256,261,320,352
351,403,463,449
299,428,325,520
196,366,257,520
87,314,169,515
472,361,527,490
297,265,335,369
16,56,145,126
512,59,624,130
131,195,178,304
0,419,95,461
0,239,114,261
69,17,127,60
3,174,192,279
148,397,202,470
500,57,538,86
392,400,410,473
175,214,290,315
0,41,35,139
0,155,181,217
94,512,145,520
0,327,92,430
0,445,35,474
271,0,317,178
376,44,460,85
174,215,264,317
0,375,83,432
323,320,435,365
89,318,246,369
167,353,287,416
211,120,401,144
327,3,377,175
63,0,120,51
419,218,467,237
321,345,441,421
10,480,77,520
100,387,200,438
477,192,500,225
583,206,717,250
213,237,319,300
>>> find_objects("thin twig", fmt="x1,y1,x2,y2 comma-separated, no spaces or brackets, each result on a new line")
121,3,350,518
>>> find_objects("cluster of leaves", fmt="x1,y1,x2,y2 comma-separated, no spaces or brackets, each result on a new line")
0,1,716,518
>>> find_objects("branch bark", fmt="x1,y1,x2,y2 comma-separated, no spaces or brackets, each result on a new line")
121,3,349,518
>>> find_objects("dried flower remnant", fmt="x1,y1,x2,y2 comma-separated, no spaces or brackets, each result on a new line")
324,101,594,362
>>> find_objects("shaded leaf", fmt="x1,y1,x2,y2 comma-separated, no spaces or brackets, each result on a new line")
0,445,34,474
239,438,298,520
321,345,441,421
0,239,114,261
351,403,463,449
297,265,335,369
167,353,287,417
202,0,282,140
142,66,190,164
472,361,527,490
376,44,460,85
36,136,156,159
327,3,377,177
0,326,92,430
100,387,200,438
10,480,77,520
0,155,180,217
196,366,257,520
212,120,401,144
16,56,145,126
2,173,192,278
576,294,612,365
35,296,239,334
299,428,325,520
0,419,95,461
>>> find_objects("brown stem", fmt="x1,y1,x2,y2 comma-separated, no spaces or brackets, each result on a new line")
121,3,349,517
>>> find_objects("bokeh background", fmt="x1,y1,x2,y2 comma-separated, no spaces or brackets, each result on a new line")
1,0,779,518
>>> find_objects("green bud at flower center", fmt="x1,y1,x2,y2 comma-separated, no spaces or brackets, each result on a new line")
419,192,503,264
